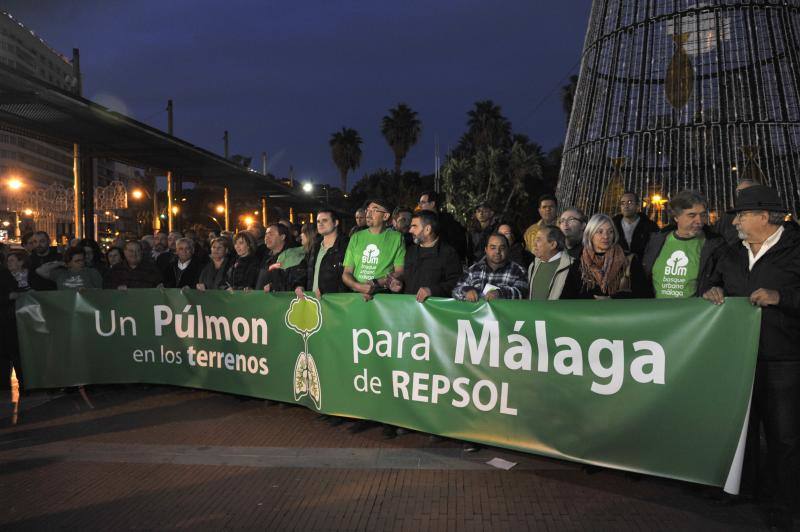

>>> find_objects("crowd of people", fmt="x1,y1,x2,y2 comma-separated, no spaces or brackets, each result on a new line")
1,182,798,524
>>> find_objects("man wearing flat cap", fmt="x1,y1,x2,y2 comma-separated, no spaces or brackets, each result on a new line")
703,185,800,527
342,198,405,298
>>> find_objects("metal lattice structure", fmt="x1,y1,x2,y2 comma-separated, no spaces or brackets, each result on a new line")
558,0,800,222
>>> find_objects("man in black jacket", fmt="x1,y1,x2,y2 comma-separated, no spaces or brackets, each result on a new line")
389,210,462,302
613,192,659,258
703,185,800,528
163,237,204,288
418,191,467,263
641,190,726,298
296,209,348,297
27,231,60,290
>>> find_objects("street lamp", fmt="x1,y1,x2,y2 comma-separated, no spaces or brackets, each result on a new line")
171,205,180,215
131,189,144,200
7,178,23,191
302,182,313,193
216,204,225,214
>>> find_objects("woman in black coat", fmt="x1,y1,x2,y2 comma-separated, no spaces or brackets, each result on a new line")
197,237,232,290
562,214,647,299
227,232,260,290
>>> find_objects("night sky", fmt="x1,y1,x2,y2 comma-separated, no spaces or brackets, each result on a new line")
3,1,591,188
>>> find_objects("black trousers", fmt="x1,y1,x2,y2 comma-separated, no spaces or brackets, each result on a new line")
742,359,800,509
0,316,23,390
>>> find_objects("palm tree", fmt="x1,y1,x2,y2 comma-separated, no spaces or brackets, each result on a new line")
466,100,512,150
329,127,363,193
380,103,422,175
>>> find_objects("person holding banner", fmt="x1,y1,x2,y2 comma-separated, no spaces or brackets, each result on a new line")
703,185,800,529
197,237,232,290
342,199,405,300
227,232,260,290
561,214,646,299
388,210,461,303
453,233,528,301
109,241,162,290
35,247,103,290
295,209,349,298
642,190,725,299
257,224,307,293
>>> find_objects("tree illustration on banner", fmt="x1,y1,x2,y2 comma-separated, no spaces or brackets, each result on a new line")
285,296,323,409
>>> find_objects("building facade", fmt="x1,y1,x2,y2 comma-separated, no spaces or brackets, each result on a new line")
0,11,140,242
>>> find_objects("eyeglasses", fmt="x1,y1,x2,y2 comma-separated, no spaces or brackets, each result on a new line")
619,200,637,206
366,207,388,214
558,217,584,225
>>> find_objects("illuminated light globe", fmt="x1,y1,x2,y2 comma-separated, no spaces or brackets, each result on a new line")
558,0,800,222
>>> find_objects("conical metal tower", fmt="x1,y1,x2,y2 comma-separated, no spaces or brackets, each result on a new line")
558,1,800,222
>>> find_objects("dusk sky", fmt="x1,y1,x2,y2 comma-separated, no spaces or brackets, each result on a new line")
3,1,591,188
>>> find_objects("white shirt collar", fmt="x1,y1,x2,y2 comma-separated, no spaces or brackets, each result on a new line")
743,225,783,270
546,252,562,263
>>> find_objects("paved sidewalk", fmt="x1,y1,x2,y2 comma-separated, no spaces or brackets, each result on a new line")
0,386,774,530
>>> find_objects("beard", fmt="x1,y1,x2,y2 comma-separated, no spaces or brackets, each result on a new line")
736,229,748,241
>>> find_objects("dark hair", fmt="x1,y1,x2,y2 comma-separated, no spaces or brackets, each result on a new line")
486,232,509,248
63,246,85,264
620,191,639,202
5,249,29,267
669,190,707,218
268,223,290,240
105,246,123,260
420,190,439,205
33,230,50,241
496,221,520,244
317,209,341,226
234,231,257,255
78,238,103,266
538,194,558,207
393,206,413,218
413,210,440,237
541,225,566,251
21,232,34,246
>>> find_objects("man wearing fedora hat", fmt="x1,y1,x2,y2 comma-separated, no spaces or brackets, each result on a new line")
704,185,800,528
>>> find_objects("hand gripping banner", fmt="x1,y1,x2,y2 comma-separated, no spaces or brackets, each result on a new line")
16,290,760,489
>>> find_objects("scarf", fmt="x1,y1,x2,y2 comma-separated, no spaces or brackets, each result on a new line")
580,243,627,296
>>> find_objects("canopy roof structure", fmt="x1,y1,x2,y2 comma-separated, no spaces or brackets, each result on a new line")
0,62,315,204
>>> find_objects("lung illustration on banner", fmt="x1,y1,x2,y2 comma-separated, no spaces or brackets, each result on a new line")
284,295,323,409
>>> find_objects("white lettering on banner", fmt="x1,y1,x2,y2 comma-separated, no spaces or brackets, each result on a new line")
391,371,517,416
450,320,666,396
352,328,430,363
94,310,137,337
151,305,267,345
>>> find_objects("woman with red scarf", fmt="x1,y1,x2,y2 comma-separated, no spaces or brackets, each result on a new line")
562,214,647,299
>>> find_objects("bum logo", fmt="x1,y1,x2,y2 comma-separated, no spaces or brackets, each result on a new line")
362,244,380,265
665,250,689,276
285,295,323,409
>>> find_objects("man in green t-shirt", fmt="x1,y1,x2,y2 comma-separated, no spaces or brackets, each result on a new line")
343,199,406,298
642,190,725,298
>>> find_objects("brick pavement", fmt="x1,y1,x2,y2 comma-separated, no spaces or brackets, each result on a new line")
0,386,775,530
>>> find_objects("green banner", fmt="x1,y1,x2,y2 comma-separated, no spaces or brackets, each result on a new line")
16,290,760,487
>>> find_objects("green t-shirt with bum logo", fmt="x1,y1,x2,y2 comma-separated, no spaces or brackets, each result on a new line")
652,232,705,298
343,228,406,282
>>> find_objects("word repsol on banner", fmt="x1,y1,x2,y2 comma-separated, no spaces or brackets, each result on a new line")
93,304,270,376
352,319,665,416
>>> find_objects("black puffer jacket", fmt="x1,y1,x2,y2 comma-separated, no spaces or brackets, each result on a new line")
301,234,349,294
226,254,259,289
709,223,800,361
641,225,727,297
